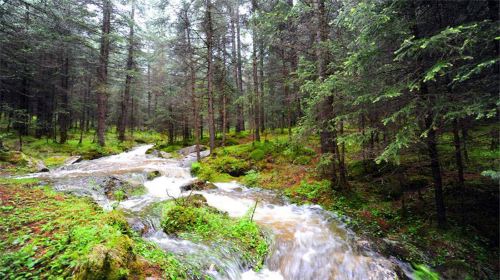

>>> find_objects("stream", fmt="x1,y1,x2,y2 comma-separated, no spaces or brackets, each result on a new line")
29,145,413,280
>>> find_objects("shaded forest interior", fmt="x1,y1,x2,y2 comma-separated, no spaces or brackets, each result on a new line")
0,0,499,279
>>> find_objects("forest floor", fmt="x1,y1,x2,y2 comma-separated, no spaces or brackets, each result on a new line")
0,128,498,279
192,127,499,280
0,177,192,279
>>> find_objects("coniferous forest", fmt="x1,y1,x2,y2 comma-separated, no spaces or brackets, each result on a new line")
0,0,499,279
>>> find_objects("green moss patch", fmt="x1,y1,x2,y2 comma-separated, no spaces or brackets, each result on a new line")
160,197,269,269
0,180,188,279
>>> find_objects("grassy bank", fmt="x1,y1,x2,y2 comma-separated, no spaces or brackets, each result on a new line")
193,129,499,279
0,178,190,279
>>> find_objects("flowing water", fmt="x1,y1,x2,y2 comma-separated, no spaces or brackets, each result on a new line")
29,145,412,280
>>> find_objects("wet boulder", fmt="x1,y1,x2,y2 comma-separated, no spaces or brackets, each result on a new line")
64,155,82,165
178,145,207,156
35,161,49,172
145,148,159,156
147,170,161,180
158,151,172,159
186,194,208,207
180,179,217,192
103,177,131,200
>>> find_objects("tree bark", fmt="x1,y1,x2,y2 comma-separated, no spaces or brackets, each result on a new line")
118,3,135,142
59,49,70,144
251,0,260,142
235,2,244,132
97,0,112,147
206,0,216,154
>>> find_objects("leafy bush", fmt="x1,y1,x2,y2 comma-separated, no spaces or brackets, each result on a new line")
161,204,207,234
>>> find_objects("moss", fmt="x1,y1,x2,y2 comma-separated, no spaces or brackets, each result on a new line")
250,149,266,161
43,155,69,168
0,181,188,279
160,197,269,269
147,170,161,180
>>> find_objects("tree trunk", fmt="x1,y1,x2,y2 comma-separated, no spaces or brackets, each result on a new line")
425,108,447,228
118,3,135,142
235,3,244,132
59,48,70,144
251,0,260,142
206,0,216,154
97,0,111,147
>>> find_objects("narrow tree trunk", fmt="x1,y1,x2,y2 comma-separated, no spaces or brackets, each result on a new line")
453,118,466,226
251,0,260,142
118,3,135,142
206,0,216,154
425,112,447,228
230,6,240,134
59,49,70,144
97,0,111,147
235,2,244,132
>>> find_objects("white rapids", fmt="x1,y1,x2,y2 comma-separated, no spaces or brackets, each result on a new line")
30,145,412,280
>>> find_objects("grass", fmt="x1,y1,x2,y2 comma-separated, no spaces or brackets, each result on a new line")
0,178,190,279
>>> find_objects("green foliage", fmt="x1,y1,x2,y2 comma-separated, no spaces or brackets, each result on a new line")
212,155,250,177
293,155,312,165
243,170,260,187
0,182,187,279
147,170,161,180
413,264,440,280
480,170,500,181
191,161,201,175
160,199,269,268
285,180,331,203
250,149,266,161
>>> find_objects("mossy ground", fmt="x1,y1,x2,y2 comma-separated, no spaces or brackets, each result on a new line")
0,178,189,279
194,127,499,279
160,196,269,271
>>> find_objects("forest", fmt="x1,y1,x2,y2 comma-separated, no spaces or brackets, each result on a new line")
0,0,498,279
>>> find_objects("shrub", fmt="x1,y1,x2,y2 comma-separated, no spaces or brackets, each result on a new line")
161,204,205,234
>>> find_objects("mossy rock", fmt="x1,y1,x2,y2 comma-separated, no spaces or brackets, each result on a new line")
0,151,28,164
147,170,161,180
212,156,250,177
180,180,217,192
73,239,135,280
